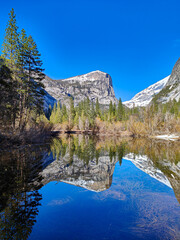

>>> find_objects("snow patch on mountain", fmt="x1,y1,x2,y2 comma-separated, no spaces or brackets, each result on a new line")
123,76,170,108
42,70,118,107
61,70,108,83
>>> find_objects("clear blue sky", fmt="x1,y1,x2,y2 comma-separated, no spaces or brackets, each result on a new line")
0,0,180,101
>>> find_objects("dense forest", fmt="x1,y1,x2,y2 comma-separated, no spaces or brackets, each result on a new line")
0,9,180,144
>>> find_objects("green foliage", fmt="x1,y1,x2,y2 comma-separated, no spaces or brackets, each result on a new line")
53,101,61,123
2,8,19,71
69,97,75,128
0,9,45,132
0,58,19,127
117,98,124,121
95,98,101,117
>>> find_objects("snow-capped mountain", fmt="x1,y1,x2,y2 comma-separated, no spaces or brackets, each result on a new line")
154,58,180,103
43,70,118,109
123,76,170,108
123,58,180,108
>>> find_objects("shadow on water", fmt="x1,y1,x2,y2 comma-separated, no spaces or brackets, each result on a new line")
0,135,180,239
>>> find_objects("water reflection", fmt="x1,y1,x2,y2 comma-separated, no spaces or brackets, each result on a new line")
0,145,50,240
0,136,179,239
42,136,126,192
44,135,180,200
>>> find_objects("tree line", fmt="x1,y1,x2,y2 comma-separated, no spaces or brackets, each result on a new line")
48,97,125,131
48,94,180,135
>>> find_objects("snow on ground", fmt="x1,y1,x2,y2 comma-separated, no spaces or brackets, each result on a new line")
155,134,180,141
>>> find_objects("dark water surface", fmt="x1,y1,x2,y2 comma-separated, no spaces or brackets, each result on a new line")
0,136,180,240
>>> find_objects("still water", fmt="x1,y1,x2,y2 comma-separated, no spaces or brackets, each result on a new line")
0,136,180,240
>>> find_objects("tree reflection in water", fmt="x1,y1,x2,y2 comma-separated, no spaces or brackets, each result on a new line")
0,145,50,240
0,135,179,239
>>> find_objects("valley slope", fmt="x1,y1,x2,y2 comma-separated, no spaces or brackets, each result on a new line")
123,58,180,108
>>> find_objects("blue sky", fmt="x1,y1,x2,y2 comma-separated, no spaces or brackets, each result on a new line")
0,0,180,101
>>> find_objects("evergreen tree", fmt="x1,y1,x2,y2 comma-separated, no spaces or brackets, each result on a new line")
69,97,75,128
54,101,62,123
0,58,19,128
17,29,29,128
89,102,96,127
20,35,45,128
74,112,79,128
50,103,57,123
25,35,45,111
95,98,100,117
113,103,116,117
1,9,20,128
62,104,68,122
117,98,124,121
2,8,19,71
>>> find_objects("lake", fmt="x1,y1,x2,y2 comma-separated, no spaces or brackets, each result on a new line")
0,136,180,240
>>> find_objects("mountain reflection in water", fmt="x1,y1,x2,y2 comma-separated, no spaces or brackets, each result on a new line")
0,135,180,240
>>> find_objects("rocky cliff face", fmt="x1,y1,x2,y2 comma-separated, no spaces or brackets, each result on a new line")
43,70,118,109
155,58,180,103
123,58,180,108
123,76,169,108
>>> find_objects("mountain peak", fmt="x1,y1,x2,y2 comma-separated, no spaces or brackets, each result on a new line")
123,76,170,108
61,70,109,82
43,70,117,109
88,70,107,74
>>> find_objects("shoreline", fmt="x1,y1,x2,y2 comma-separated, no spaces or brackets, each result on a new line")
1,130,179,150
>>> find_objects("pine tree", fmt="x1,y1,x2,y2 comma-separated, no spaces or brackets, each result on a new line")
69,97,75,129
26,35,45,110
74,112,79,128
50,103,57,123
54,101,62,123
89,102,96,127
17,29,29,128
20,35,45,128
2,8,19,72
62,104,68,122
95,98,100,117
0,58,18,128
1,9,20,128
113,103,116,117
117,98,124,121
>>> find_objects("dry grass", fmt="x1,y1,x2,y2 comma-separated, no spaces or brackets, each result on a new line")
95,118,132,136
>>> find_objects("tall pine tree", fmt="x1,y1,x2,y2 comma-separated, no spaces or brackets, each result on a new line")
2,8,19,72
1,9,19,128
117,98,124,121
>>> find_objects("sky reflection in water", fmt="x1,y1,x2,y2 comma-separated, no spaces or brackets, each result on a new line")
0,136,180,240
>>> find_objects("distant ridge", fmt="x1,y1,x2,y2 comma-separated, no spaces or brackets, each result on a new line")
123,76,169,108
123,58,180,108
